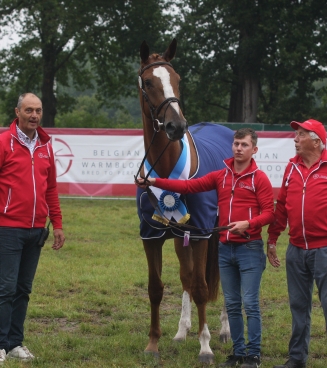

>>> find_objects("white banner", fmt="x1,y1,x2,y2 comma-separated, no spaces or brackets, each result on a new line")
49,130,296,198
52,135,144,184
0,127,296,197
253,137,295,188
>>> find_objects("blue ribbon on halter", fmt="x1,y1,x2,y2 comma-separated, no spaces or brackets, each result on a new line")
144,136,190,224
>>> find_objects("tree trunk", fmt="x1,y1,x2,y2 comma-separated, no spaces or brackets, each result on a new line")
242,76,259,123
41,73,56,127
40,60,57,127
228,67,243,122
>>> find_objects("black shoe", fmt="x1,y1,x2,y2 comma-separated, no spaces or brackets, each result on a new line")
273,358,306,368
219,354,244,367
241,355,261,367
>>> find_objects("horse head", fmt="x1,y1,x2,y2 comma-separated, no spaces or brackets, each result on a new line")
139,39,188,141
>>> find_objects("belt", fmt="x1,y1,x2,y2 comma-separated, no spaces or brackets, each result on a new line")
223,241,244,246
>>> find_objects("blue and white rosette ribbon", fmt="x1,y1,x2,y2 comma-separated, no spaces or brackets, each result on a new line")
152,190,190,224
144,134,191,224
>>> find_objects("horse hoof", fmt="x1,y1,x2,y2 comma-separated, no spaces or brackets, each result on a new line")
144,350,160,360
173,336,185,343
198,353,215,365
219,333,231,343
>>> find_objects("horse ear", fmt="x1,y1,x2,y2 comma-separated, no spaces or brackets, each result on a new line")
162,38,177,62
140,40,150,63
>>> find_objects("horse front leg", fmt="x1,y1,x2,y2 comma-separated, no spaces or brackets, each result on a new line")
143,238,165,357
219,299,231,343
173,238,193,341
191,239,215,364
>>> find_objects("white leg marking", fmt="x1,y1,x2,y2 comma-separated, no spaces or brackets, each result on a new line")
173,290,191,341
219,303,231,343
153,67,180,114
199,323,213,356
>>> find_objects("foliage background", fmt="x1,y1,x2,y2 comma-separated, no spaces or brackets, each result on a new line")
1,1,327,127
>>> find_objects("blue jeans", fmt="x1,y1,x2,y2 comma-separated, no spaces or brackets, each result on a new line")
286,243,327,364
0,227,43,352
219,240,266,357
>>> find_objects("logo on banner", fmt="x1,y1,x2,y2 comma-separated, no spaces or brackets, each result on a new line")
54,138,74,177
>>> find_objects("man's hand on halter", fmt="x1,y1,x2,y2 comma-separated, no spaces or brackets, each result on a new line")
134,177,156,188
228,220,250,236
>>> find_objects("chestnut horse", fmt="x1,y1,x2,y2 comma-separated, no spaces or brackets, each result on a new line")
136,39,232,364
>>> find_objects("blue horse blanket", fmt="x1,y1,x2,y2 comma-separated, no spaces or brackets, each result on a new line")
137,122,234,239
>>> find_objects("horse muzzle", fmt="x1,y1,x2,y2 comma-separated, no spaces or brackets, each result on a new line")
164,120,188,141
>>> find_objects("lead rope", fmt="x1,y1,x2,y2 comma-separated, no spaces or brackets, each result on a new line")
134,132,171,183
145,185,231,236
134,92,173,182
134,129,157,181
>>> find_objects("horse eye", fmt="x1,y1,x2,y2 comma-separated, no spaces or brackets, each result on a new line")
144,80,152,88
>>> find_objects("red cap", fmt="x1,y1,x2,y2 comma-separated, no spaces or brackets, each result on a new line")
290,119,326,144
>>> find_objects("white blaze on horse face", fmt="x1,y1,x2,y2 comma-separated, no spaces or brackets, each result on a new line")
153,66,180,114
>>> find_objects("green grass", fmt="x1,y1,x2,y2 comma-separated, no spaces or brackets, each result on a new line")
5,198,326,367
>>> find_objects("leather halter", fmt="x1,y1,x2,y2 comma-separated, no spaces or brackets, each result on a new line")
139,61,173,76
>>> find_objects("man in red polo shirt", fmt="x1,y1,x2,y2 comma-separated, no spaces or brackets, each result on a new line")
268,119,327,368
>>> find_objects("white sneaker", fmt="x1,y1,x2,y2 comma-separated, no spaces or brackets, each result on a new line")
0,349,6,364
7,346,35,361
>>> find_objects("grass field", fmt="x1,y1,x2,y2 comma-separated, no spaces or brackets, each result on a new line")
4,198,326,367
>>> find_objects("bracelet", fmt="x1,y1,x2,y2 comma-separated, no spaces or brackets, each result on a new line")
268,244,275,249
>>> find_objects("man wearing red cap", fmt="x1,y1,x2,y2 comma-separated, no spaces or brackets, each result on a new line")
267,119,327,368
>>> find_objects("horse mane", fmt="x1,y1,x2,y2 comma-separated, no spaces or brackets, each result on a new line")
139,53,163,74
147,53,162,62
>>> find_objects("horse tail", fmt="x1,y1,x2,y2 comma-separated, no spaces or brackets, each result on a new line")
206,230,220,301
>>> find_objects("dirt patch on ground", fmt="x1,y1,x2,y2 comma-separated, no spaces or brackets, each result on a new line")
31,318,80,332
31,313,115,333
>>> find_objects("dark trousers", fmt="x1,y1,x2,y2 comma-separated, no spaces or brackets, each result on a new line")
286,243,327,364
0,227,43,352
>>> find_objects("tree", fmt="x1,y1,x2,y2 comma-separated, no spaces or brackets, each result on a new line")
0,0,170,126
259,0,327,123
174,0,327,124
